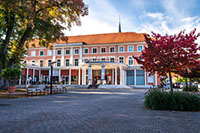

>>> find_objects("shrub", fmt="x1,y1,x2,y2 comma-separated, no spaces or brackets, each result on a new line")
182,86,198,92
145,90,200,111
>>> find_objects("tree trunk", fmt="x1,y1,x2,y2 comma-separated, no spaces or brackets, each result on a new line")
169,70,173,93
185,69,188,92
0,76,5,89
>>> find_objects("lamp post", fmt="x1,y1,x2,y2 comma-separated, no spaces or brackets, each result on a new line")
50,61,57,95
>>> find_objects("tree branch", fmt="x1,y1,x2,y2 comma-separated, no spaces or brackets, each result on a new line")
2,10,15,54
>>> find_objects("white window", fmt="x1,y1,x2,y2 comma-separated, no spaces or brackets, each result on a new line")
92,48,97,53
137,45,143,52
110,57,115,62
119,57,124,63
65,59,69,66
92,58,97,62
128,57,134,66
110,47,115,53
31,60,35,66
39,51,44,56
84,48,89,54
48,60,51,66
57,50,61,55
101,47,106,53
57,59,61,67
118,46,124,53
31,51,36,56
47,50,52,56
74,49,79,54
65,49,70,55
39,60,43,67
74,59,79,66
128,46,134,52
101,58,106,62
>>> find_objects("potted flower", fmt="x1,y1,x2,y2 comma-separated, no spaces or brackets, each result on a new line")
1,67,21,93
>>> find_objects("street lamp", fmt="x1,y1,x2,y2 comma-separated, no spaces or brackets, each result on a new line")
50,61,57,95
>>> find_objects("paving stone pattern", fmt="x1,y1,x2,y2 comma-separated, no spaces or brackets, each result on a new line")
0,89,199,133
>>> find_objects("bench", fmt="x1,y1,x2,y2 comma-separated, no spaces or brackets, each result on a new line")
27,86,66,96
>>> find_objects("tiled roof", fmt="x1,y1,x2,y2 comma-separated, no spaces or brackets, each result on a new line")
29,32,146,48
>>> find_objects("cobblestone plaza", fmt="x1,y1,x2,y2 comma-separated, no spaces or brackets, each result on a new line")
0,89,199,133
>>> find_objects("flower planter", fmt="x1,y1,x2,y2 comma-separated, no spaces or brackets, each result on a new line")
8,86,16,94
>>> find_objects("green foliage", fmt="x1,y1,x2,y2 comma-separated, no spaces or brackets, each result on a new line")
182,86,198,92
175,77,188,83
145,90,200,111
0,0,88,75
1,67,21,80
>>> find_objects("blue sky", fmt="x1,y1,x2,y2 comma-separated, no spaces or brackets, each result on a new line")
65,0,200,36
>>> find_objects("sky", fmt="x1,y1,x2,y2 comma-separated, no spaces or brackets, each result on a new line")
64,0,200,37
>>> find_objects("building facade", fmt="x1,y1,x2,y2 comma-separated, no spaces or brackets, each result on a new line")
20,32,160,87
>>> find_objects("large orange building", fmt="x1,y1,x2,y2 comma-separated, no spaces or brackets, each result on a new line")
20,32,160,87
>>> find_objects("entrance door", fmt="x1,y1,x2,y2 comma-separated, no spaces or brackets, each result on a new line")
65,76,69,84
105,74,112,84
53,76,59,84
93,76,101,85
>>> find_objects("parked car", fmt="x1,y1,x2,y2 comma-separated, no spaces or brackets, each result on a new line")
180,82,191,88
193,83,200,88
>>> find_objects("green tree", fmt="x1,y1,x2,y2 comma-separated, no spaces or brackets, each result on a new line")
0,0,88,88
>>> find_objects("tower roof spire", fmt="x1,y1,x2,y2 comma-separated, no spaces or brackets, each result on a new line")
119,16,121,33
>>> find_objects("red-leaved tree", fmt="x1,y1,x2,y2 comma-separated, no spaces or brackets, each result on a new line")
179,63,200,83
134,29,200,92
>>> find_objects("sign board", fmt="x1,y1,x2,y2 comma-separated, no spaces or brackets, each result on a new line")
148,73,154,83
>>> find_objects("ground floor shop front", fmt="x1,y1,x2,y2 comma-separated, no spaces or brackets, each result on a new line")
19,63,159,87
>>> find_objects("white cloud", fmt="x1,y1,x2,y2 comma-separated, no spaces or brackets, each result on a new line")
63,0,200,47
64,0,138,35
145,12,164,20
64,0,121,35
